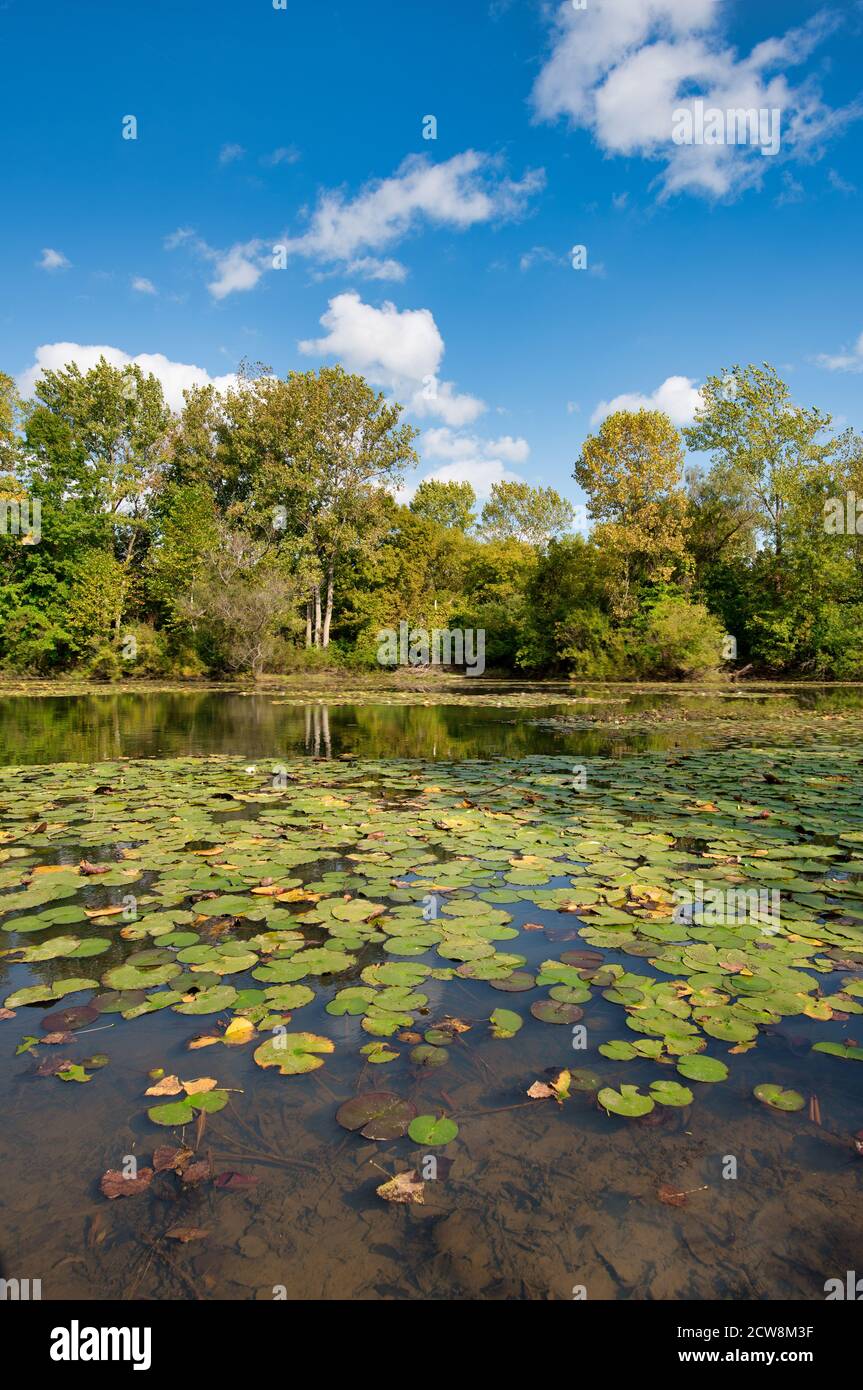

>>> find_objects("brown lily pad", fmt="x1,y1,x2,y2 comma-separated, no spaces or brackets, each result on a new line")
530,1000,584,1024
488,971,536,993
335,1091,417,1140
41,1004,99,1032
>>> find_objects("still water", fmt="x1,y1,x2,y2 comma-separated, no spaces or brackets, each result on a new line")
0,686,861,1301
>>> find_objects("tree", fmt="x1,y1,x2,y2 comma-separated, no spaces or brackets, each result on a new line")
480,481,574,547
574,409,690,614
24,358,171,627
178,524,299,679
249,367,419,648
410,479,476,530
683,364,834,565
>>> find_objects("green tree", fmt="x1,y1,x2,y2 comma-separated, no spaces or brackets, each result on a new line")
574,409,690,615
480,481,574,547
410,479,476,530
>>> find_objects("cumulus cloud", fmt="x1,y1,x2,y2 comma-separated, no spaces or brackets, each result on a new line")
207,242,267,300
422,427,529,465
532,1,862,200
299,291,486,427
284,151,544,266
218,143,246,165
590,374,702,427
167,152,543,298
131,276,157,295
17,343,238,413
164,228,269,301
814,330,863,374
409,458,522,502
37,248,70,271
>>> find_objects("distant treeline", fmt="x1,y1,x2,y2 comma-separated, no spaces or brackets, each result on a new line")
1,358,861,680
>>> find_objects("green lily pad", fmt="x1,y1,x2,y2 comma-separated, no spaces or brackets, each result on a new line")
676,1055,729,1083
253,1031,335,1074
598,1084,655,1117
407,1114,459,1146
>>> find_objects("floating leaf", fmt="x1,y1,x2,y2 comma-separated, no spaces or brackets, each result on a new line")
754,1083,806,1111
407,1114,458,1146
253,1032,334,1075
598,1084,654,1117
336,1092,416,1140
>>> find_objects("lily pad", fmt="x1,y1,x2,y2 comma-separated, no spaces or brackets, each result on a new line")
407,1114,458,1146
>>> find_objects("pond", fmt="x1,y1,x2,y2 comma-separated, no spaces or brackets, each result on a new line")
1,685,862,1300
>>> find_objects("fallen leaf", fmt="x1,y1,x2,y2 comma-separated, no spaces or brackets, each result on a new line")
658,1185,687,1208
145,1074,183,1096
376,1169,424,1205
153,1145,193,1173
527,1081,554,1099
181,1077,217,1095
164,1226,209,1242
223,1017,255,1045
100,1168,153,1199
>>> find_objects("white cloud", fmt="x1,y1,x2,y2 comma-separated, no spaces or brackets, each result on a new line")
219,143,246,165
422,427,529,464
408,380,486,428
345,256,408,282
815,330,863,374
590,374,702,427
299,291,486,426
17,343,239,412
519,245,565,272
164,229,269,301
207,242,267,300
284,151,544,267
260,146,300,167
532,1,861,200
400,458,521,503
37,248,70,271
131,276,157,295
828,168,856,195
166,152,543,299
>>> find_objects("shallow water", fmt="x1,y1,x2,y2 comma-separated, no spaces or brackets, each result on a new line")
2,682,863,766
1,687,862,1302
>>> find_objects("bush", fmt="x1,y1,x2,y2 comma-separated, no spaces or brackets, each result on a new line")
87,644,122,681
0,606,74,674
633,597,725,678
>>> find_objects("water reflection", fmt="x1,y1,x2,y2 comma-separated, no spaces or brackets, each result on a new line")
2,684,863,767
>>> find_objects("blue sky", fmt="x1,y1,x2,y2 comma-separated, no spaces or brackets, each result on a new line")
1,0,862,507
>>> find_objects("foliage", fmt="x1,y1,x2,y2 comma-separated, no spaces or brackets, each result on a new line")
0,353,860,679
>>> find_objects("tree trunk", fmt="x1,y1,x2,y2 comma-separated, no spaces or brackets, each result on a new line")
322,562,335,648
305,600,312,649
313,584,322,647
